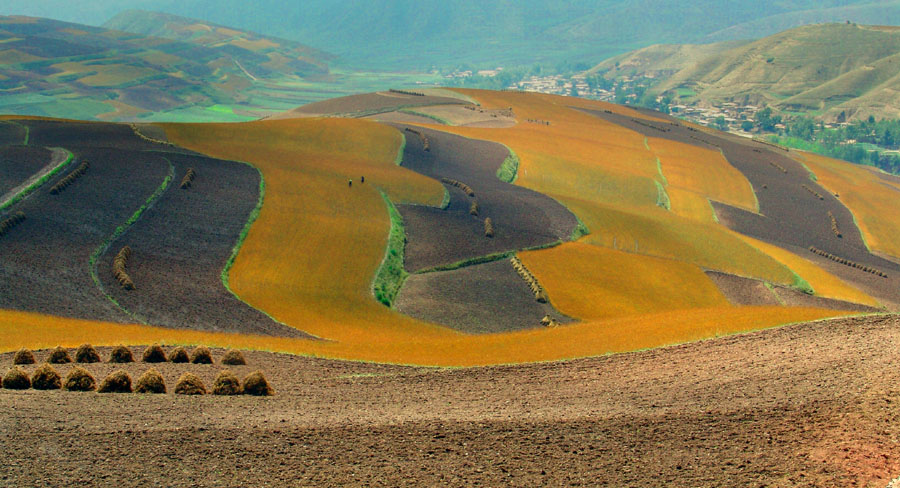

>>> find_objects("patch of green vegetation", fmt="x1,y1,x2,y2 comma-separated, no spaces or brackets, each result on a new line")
393,133,406,166
416,240,564,274
654,157,668,186
496,145,519,184
791,273,815,296
439,186,451,210
372,192,408,307
0,149,73,212
222,167,265,292
654,180,671,210
570,214,590,241
399,109,452,125
206,104,237,114
89,160,174,323
708,199,720,223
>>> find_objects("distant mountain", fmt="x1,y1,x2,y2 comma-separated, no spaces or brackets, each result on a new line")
0,15,330,121
7,0,900,70
614,23,900,122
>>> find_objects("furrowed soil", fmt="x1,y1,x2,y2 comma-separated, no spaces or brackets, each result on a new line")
0,119,306,337
0,145,52,197
395,125,578,272
583,109,900,307
3,315,900,486
277,91,466,118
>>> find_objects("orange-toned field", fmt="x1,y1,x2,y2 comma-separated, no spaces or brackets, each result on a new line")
794,151,900,260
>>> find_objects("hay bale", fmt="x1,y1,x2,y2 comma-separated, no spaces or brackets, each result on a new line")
12,348,35,365
109,345,134,363
134,368,166,394
242,371,273,396
169,346,190,363
32,364,61,390
212,370,242,395
190,345,213,364
174,372,206,395
63,367,96,392
74,343,101,363
47,346,71,364
98,370,132,393
142,344,167,363
221,350,246,366
2,367,30,389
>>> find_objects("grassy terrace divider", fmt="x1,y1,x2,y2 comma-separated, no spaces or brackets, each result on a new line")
416,239,564,274
0,149,74,213
654,180,671,210
496,145,520,184
89,159,174,322
399,109,452,126
372,192,408,307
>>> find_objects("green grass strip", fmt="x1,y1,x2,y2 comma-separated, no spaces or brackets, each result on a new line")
399,109,452,125
654,180,671,210
222,167,265,292
416,240,564,274
89,160,174,323
496,145,520,184
393,132,406,166
0,148,73,213
570,214,590,241
372,192,409,307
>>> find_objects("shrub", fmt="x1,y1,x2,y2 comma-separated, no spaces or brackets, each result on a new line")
47,346,71,364
12,348,35,365
63,367,96,392
2,367,30,389
242,371,273,396
212,370,242,395
75,343,101,363
221,350,246,366
174,372,206,395
190,346,213,364
142,344,167,363
134,368,166,394
32,364,61,390
109,345,134,363
98,370,132,393
169,347,190,363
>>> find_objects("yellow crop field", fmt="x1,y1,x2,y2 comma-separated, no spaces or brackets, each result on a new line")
736,235,880,307
795,151,900,260
666,187,717,223
518,242,729,320
162,118,455,344
0,306,849,367
646,136,758,213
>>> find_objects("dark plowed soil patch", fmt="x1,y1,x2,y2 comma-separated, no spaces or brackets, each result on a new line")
4,316,900,486
582,108,900,306
280,92,466,118
0,121,27,145
362,110,438,125
395,259,570,334
0,148,170,322
705,271,781,306
95,153,308,338
706,270,879,312
0,145,52,197
17,119,193,153
394,126,578,272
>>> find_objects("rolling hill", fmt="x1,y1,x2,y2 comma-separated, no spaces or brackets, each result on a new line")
0,15,330,121
595,23,900,122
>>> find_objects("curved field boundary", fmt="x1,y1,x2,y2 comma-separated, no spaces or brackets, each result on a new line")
495,145,519,184
372,192,408,307
89,158,174,322
0,148,73,212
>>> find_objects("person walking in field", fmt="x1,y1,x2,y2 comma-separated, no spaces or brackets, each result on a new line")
361,176,365,183
348,179,352,187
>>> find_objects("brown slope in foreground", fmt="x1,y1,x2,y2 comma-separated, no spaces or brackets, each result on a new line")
3,315,900,486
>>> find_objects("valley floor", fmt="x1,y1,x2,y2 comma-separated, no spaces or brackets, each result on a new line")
3,314,900,486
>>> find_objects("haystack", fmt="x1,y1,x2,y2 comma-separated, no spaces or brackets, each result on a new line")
12,348,35,365
98,370,132,393
141,344,167,363
190,346,213,364
32,364,61,390
134,369,166,394
169,347,190,363
47,346,71,364
221,350,246,366
2,367,30,389
75,343,101,363
63,367,96,391
242,371,273,396
212,370,242,395
174,373,206,395
109,345,134,363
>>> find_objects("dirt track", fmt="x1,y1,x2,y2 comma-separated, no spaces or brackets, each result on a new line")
3,315,900,486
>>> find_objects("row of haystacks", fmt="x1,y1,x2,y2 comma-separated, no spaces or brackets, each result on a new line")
2,365,272,395
510,256,549,303
112,245,135,290
12,344,247,366
768,159,788,174
440,178,475,197
405,127,430,151
809,246,888,277
631,118,671,134
0,211,25,237
439,176,495,237
129,123,176,147
802,184,825,201
389,89,424,97
180,167,196,189
827,211,842,238
49,160,89,195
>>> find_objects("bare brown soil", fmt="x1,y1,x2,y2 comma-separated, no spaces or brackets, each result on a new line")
396,259,571,334
0,120,27,145
706,270,880,312
0,145,52,197
277,92,466,118
582,108,900,307
0,120,308,338
394,126,578,272
3,316,900,486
